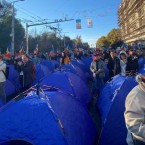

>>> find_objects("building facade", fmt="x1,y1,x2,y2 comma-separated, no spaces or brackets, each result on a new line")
118,0,145,47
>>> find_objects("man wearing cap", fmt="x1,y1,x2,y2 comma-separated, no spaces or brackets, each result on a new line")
90,53,105,94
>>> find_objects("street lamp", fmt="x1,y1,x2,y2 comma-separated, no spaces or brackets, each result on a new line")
11,0,25,55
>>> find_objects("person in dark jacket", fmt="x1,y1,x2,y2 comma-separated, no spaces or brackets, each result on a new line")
126,49,138,74
108,51,121,78
17,54,35,91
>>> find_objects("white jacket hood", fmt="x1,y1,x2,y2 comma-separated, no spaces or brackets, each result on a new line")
119,50,128,60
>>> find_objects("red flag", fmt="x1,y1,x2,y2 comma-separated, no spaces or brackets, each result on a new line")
5,48,11,58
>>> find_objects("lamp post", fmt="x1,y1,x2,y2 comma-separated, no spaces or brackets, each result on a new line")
11,0,24,55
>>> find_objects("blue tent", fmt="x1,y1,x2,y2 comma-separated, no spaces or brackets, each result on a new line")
97,75,126,125
81,58,92,72
7,65,21,90
138,64,145,74
138,58,145,69
40,60,59,71
81,58,94,79
61,64,87,83
71,60,86,72
98,77,137,145
34,64,50,84
5,80,17,97
39,71,92,105
0,89,96,145
0,80,18,105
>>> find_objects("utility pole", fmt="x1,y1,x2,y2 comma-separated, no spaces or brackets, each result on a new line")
11,0,25,55
26,18,74,53
11,2,14,55
26,23,28,54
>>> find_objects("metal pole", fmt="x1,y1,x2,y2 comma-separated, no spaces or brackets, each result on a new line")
11,2,15,55
26,23,29,54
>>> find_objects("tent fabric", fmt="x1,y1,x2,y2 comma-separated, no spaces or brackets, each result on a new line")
0,90,96,145
98,77,137,145
40,71,92,104
138,58,145,69
1,140,33,145
61,64,87,83
0,80,18,107
5,80,17,97
33,64,50,84
97,75,126,125
70,60,86,72
7,65,22,90
138,66,145,74
81,58,92,72
40,60,59,71
81,58,93,79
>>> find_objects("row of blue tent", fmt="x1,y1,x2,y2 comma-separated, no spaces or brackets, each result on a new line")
0,58,98,145
1,56,145,145
97,57,145,145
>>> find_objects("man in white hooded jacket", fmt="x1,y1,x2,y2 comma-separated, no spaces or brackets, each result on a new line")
125,74,145,145
119,51,128,76
0,55,6,103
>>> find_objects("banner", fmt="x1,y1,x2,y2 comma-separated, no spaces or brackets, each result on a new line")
76,19,81,29
87,18,93,28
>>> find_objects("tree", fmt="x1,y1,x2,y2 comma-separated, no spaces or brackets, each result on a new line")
0,1,25,53
75,35,82,48
0,0,12,18
106,28,123,48
96,36,110,49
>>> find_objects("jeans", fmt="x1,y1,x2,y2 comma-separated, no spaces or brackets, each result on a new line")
0,82,6,103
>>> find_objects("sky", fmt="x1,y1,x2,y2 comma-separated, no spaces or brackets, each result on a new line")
7,0,122,46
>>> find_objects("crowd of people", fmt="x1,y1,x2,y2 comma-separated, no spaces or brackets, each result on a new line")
90,48,141,95
0,47,144,103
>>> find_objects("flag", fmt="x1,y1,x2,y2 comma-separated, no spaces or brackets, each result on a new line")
87,18,93,28
19,41,24,55
34,44,39,55
49,44,54,57
76,19,81,29
51,44,54,52
35,44,39,54
5,44,11,58
67,44,71,50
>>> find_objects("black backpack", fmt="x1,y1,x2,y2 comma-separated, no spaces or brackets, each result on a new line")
2,66,9,80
